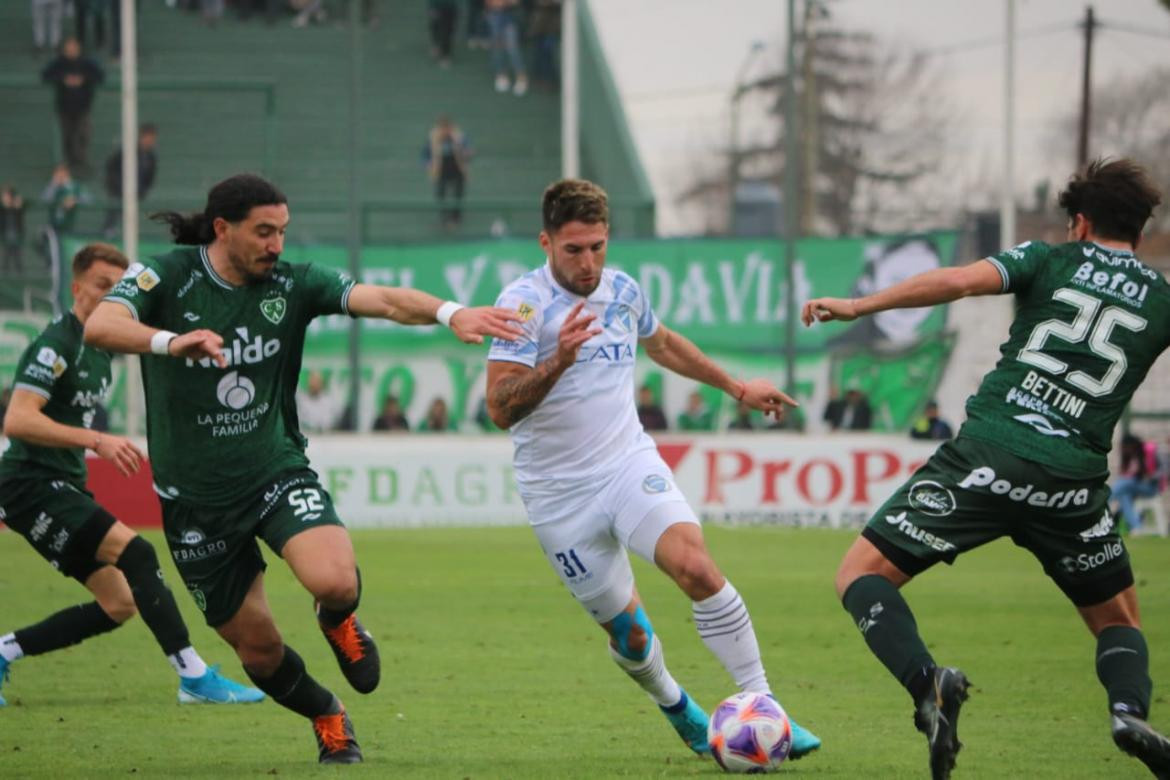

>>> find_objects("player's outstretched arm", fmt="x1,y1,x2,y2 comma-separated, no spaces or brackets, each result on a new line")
802,259,1004,326
485,301,598,429
85,301,227,366
345,284,522,344
640,325,798,418
3,389,145,477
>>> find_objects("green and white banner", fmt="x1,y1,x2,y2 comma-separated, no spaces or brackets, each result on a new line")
49,234,957,433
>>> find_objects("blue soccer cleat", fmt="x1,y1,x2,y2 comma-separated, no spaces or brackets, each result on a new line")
789,718,822,759
178,664,266,704
766,693,822,759
0,654,9,707
661,688,711,754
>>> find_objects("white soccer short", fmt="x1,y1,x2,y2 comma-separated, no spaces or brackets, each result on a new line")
521,446,700,623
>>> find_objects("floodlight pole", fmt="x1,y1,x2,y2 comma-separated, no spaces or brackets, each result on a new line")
562,0,580,178
782,0,799,395
346,0,363,429
1000,0,1016,249
120,0,141,437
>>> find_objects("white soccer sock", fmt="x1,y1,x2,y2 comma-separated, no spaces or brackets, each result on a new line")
609,634,683,707
692,581,771,694
0,633,24,662
167,646,209,679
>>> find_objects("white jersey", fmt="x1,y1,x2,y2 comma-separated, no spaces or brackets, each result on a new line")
488,262,660,497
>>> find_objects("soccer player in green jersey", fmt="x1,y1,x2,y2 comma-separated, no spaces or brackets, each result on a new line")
803,158,1170,779
83,173,521,764
0,242,263,708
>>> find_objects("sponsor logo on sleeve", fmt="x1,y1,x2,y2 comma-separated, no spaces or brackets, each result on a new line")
136,268,161,291
642,474,672,494
517,302,535,322
36,347,58,367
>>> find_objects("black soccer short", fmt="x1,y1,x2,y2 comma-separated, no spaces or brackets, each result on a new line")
161,469,344,627
862,436,1132,607
0,477,117,583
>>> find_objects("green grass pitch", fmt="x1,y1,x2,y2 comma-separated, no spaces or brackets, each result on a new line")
0,525,1167,778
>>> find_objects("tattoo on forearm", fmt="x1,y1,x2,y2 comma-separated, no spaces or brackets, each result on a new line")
490,360,568,427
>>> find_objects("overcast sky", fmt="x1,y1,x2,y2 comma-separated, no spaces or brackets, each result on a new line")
590,0,1170,235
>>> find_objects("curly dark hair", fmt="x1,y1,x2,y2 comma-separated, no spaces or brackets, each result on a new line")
1057,158,1161,246
151,173,287,245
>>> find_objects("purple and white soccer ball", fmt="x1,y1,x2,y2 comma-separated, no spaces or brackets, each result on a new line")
707,692,792,774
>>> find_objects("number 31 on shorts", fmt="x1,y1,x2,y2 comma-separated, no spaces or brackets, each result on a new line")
555,549,588,577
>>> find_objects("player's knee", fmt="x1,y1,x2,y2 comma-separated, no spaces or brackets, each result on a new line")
99,594,137,624
114,535,161,583
234,633,285,673
312,568,359,608
610,605,654,661
671,551,722,600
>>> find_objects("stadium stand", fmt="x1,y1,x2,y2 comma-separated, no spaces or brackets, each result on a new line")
0,0,653,302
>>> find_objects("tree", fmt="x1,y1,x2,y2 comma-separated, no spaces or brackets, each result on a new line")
1047,67,1170,230
681,3,953,237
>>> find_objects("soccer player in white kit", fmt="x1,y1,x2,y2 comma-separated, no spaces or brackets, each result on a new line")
484,179,822,759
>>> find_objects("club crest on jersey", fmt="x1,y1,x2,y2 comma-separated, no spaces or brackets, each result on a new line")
260,296,287,325
136,268,160,291
517,302,535,322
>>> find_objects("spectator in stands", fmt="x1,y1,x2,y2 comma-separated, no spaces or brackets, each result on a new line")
102,123,160,239
42,164,88,235
466,0,489,48
728,400,756,431
31,0,66,54
295,370,343,433
909,399,953,441
419,397,454,432
74,0,111,50
1111,433,1162,534
200,0,226,26
42,37,105,175
232,0,277,22
291,0,328,27
429,0,458,68
372,394,410,432
427,116,471,230
823,387,872,431
1,186,27,274
528,0,561,91
486,0,528,96
636,384,668,431
768,404,806,432
676,389,714,431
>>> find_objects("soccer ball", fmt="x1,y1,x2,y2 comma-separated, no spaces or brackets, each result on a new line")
707,692,792,773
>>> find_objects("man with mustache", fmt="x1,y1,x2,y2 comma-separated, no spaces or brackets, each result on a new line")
84,173,521,764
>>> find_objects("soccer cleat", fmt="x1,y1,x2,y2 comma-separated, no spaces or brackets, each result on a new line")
178,665,266,704
765,694,821,759
661,688,711,754
789,718,822,759
914,667,971,780
313,701,363,764
318,607,380,694
0,654,9,707
1112,709,1170,779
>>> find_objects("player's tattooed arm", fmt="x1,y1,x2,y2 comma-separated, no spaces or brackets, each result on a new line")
485,301,599,428
486,359,571,428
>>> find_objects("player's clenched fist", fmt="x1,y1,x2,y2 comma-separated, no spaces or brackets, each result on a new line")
168,328,226,367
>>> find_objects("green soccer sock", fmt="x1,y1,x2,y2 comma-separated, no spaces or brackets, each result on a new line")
842,574,936,703
1096,625,1152,717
